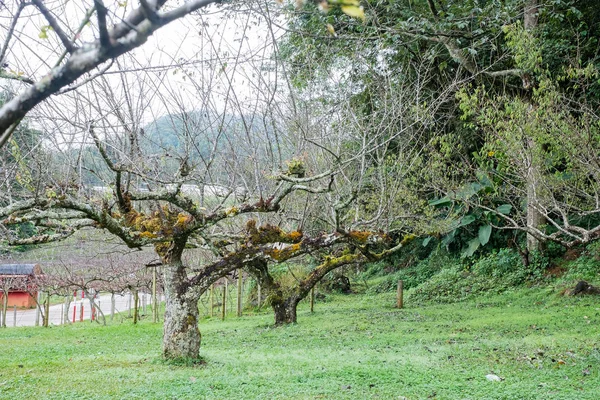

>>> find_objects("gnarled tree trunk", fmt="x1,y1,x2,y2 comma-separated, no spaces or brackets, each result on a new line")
271,292,301,325
160,240,201,359
248,254,358,326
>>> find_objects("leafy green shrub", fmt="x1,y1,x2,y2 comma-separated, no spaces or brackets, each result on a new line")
408,266,506,304
368,248,459,293
360,260,388,279
409,248,546,304
526,251,550,282
471,248,521,277
561,256,600,283
472,248,545,284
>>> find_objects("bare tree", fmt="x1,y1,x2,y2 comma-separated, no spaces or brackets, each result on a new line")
0,1,341,359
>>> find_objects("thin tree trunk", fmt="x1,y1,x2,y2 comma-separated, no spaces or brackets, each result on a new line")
1,292,7,328
43,293,50,327
152,268,157,323
248,255,357,326
524,0,543,254
526,167,543,252
524,0,538,30
64,296,70,325
133,289,139,324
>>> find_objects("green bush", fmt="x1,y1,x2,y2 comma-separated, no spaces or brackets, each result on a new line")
472,248,544,285
561,255,600,284
409,248,546,304
409,266,510,304
471,248,521,277
368,248,459,293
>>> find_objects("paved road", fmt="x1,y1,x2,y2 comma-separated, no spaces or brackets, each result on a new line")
1,293,157,327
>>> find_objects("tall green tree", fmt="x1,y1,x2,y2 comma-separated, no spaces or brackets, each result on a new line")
279,0,600,256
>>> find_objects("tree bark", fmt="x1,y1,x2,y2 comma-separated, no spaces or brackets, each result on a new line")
133,289,139,324
524,0,543,254
524,0,538,30
526,139,544,253
43,293,50,327
161,241,201,359
271,293,300,325
248,254,358,325
1,291,7,328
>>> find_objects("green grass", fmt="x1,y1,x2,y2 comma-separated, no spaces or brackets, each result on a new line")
0,289,599,399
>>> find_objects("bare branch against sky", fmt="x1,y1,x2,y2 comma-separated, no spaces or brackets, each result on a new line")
0,0,221,149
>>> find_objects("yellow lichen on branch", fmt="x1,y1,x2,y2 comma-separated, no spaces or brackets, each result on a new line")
139,231,158,239
154,241,171,258
265,242,302,261
348,230,372,243
121,206,194,240
245,220,303,245
225,206,239,217
401,233,416,245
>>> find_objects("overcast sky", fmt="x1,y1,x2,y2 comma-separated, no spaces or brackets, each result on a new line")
0,1,289,144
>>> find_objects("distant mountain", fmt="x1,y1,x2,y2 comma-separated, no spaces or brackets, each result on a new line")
140,111,273,160
58,111,282,187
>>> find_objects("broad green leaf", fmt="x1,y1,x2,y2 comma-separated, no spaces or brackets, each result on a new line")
429,197,452,206
456,182,482,200
496,204,512,215
459,214,476,227
441,230,455,248
422,236,432,247
478,224,492,246
462,237,480,257
475,171,493,189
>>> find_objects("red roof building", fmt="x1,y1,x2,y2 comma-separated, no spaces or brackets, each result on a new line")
0,264,42,308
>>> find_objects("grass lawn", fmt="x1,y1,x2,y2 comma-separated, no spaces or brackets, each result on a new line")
0,288,599,399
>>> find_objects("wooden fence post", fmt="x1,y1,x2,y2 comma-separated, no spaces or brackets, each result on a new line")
209,284,214,317
142,293,146,315
310,287,315,313
13,305,17,327
127,293,131,317
237,273,243,317
64,296,70,325
133,290,139,324
396,280,404,309
221,281,227,321
152,268,157,323
110,293,115,321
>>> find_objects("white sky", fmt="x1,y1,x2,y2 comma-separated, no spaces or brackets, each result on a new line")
0,0,290,140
